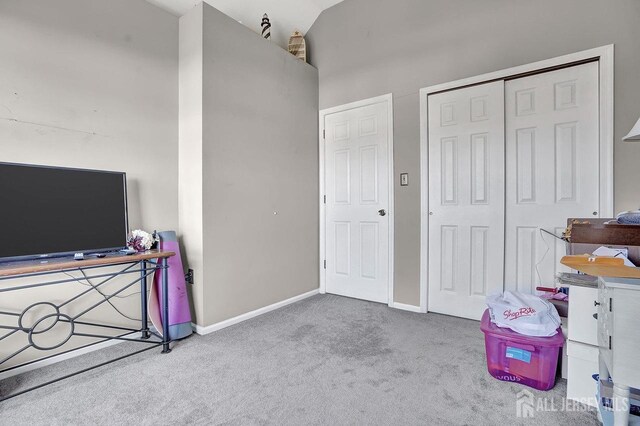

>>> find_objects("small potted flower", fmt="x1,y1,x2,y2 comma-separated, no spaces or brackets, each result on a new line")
126,229,158,252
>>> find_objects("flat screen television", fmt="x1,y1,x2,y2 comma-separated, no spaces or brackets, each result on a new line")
0,162,128,262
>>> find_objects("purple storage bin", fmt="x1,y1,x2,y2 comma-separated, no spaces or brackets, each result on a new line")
480,309,564,390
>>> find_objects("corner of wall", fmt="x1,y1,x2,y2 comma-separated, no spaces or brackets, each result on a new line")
178,3,205,325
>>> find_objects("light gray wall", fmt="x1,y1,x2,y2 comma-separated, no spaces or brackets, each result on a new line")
185,4,319,327
0,0,179,231
0,0,178,366
179,3,205,327
307,0,640,306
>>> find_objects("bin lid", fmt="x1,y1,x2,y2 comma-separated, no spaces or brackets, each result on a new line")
480,309,564,347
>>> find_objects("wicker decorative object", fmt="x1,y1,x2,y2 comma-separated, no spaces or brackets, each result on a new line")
288,30,306,62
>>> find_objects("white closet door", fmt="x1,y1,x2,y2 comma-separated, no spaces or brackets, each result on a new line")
427,81,505,320
324,101,390,304
504,62,599,292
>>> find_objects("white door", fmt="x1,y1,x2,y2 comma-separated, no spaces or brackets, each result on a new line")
504,62,600,292
324,99,391,304
427,81,505,320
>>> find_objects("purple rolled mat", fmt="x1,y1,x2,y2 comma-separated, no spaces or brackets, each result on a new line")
149,231,192,340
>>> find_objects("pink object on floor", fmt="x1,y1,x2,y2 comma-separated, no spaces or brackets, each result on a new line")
149,231,192,340
480,309,563,391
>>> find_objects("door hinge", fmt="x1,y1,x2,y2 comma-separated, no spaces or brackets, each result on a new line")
323,129,325,139
609,297,613,312
609,335,612,350
323,195,326,204
323,259,326,269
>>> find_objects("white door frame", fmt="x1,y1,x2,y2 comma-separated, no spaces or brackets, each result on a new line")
319,93,395,307
419,45,614,313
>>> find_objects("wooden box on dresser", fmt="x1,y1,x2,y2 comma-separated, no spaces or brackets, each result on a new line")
597,276,640,426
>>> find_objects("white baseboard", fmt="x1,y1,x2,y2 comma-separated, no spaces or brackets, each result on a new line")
192,289,319,335
391,302,424,313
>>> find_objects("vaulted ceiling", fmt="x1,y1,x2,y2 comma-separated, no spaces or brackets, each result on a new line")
146,0,344,48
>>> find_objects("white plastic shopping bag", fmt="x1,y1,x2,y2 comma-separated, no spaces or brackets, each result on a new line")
486,291,561,337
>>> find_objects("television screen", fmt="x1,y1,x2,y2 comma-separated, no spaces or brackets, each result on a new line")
0,163,128,261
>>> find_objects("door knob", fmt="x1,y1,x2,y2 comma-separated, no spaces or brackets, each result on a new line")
378,209,386,216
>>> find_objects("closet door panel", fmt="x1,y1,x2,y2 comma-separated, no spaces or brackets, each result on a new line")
427,81,505,320
504,62,600,292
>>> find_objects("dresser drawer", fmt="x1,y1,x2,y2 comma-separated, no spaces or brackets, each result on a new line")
567,341,599,407
568,284,598,345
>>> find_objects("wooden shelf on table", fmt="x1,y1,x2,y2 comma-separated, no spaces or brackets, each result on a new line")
0,250,175,278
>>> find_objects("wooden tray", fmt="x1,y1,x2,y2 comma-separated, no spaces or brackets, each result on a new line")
560,255,640,279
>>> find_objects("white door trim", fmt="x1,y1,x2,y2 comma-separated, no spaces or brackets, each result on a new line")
319,93,395,307
419,45,614,313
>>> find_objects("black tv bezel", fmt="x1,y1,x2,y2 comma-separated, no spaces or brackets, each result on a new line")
0,162,129,264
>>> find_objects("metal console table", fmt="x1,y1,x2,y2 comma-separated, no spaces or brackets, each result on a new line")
0,250,175,401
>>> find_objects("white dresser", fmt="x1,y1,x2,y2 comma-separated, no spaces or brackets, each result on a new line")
597,276,640,425
567,282,600,406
